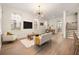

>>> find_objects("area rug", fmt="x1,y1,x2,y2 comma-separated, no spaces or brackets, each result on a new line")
20,39,34,48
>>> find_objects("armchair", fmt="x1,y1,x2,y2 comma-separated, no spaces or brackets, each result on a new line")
2,32,16,42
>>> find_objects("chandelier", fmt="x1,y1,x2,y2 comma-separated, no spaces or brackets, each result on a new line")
36,5,43,17
37,5,41,15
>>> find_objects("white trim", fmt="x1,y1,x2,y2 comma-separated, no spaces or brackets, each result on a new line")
63,11,66,38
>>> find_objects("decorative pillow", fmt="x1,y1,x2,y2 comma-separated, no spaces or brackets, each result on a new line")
7,32,13,35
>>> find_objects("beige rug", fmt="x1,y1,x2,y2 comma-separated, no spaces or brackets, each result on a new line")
20,39,34,48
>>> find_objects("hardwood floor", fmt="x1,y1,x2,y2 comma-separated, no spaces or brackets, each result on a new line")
0,32,75,55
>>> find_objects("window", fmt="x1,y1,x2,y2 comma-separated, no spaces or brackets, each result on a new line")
11,13,21,30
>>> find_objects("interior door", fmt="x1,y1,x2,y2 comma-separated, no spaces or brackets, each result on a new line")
57,21,62,32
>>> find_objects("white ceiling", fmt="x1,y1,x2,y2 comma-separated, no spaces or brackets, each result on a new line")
2,3,79,20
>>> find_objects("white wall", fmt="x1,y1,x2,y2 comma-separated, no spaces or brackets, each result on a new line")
2,5,47,39
37,20,47,34
66,14,77,23
0,5,2,50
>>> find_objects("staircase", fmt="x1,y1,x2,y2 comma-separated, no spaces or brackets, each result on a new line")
66,30,77,38
66,22,77,39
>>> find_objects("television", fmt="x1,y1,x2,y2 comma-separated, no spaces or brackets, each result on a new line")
23,21,32,29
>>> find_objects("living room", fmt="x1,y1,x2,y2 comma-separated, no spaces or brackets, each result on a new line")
0,3,79,55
